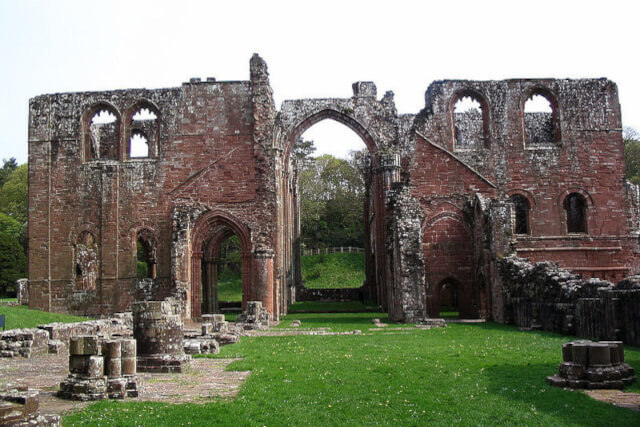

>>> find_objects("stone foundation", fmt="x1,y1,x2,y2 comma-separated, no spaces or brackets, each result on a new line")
0,388,60,426
58,336,140,401
547,340,636,389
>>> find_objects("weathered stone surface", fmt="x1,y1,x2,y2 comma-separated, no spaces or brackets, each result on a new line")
548,340,636,389
0,388,61,427
499,256,640,345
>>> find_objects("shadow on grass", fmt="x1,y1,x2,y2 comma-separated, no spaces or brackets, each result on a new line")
483,362,640,425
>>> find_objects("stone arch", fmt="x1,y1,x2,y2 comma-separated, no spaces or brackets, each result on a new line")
283,108,378,160
123,99,161,159
278,102,390,312
450,88,491,149
190,210,252,318
507,190,536,236
82,101,122,161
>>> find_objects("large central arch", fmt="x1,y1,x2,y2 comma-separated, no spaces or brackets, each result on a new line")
276,100,391,312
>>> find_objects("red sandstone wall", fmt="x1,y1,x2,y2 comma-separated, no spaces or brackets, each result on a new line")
409,79,638,316
28,81,264,315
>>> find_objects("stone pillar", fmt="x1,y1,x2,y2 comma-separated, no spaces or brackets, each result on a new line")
133,298,190,373
191,251,202,319
253,249,276,319
203,257,218,314
241,252,252,309
16,278,28,305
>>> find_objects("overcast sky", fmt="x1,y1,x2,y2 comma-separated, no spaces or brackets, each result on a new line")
1,0,639,163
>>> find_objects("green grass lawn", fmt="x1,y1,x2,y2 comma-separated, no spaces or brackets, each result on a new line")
302,252,365,289
217,270,242,302
64,314,640,426
0,305,88,330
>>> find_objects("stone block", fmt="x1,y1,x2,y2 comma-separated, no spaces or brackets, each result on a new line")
121,357,137,375
103,340,121,358
571,341,589,366
69,336,100,356
561,342,573,362
0,401,23,424
107,378,127,399
105,357,122,378
87,355,104,378
588,343,611,367
120,339,136,358
48,339,64,354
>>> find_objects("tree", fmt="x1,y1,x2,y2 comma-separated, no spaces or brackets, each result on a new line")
624,127,640,185
0,158,18,188
0,230,26,296
297,148,366,249
0,163,28,224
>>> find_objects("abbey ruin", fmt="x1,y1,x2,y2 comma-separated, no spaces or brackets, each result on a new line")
26,55,640,337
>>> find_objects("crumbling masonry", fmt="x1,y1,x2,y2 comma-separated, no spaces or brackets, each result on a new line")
27,55,640,329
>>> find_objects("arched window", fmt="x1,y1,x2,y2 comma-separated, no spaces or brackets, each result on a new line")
523,90,560,146
127,105,159,159
135,229,157,279
87,106,120,160
452,93,488,149
564,193,587,233
509,195,530,235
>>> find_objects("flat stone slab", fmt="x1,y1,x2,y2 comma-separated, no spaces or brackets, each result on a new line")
0,350,249,415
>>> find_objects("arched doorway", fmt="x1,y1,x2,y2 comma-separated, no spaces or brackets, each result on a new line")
280,107,388,311
438,278,459,318
190,211,252,319
200,230,244,316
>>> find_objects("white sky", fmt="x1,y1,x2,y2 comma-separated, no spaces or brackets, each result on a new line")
1,0,639,164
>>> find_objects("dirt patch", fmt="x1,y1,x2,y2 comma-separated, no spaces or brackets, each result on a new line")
584,389,640,412
0,351,249,416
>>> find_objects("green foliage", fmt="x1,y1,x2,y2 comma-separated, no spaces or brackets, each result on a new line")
64,319,640,426
301,252,365,289
0,163,27,225
624,127,640,183
0,230,26,296
136,241,149,278
0,158,18,188
0,305,88,330
299,151,366,249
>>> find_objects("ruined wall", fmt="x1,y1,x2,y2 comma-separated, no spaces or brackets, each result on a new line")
27,56,639,325
499,255,640,346
403,78,639,318
28,59,274,317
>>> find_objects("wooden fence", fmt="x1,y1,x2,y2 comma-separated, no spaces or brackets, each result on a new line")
302,247,364,256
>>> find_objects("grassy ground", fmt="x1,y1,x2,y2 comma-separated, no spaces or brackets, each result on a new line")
65,314,640,426
0,305,88,330
217,269,242,302
302,252,365,289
